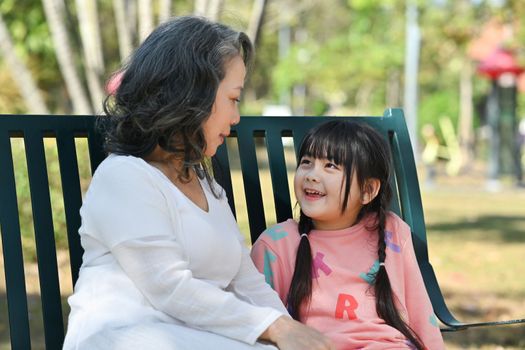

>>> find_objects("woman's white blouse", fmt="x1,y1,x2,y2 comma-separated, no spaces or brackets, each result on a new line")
64,154,286,348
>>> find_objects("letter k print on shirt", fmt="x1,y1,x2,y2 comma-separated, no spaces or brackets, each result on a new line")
312,251,332,278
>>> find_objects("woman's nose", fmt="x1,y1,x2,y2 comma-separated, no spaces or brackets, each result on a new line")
231,111,240,126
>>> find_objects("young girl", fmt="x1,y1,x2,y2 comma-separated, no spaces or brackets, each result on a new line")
251,120,445,350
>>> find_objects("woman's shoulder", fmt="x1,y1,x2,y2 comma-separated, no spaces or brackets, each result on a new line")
93,154,158,181
96,154,148,173
88,154,163,195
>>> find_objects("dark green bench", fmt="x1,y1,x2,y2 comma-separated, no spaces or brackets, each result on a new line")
0,108,523,349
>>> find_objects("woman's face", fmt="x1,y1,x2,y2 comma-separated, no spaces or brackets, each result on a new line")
202,55,246,157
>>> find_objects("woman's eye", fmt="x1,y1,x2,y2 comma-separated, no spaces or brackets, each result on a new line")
300,158,311,165
326,162,338,169
232,98,240,104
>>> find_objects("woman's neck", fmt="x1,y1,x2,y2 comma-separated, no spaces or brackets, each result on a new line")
145,145,191,182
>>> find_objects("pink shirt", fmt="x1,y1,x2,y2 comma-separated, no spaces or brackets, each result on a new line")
251,213,445,350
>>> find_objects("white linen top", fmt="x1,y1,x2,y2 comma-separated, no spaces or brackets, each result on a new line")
63,154,287,348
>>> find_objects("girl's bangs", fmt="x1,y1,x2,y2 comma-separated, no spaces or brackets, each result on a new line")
302,128,349,165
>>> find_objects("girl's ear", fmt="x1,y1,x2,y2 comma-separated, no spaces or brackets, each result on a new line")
361,178,381,205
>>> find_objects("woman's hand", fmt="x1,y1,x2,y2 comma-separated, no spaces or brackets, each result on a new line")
260,316,336,350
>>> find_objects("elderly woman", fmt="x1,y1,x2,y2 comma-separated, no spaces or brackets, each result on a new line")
63,16,334,350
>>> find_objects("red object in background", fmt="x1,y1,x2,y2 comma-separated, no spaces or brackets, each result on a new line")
477,47,524,80
105,71,124,95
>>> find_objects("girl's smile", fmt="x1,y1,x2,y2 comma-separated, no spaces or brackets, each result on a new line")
303,187,326,200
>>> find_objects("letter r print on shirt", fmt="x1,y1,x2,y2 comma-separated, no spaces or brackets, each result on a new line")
335,293,358,320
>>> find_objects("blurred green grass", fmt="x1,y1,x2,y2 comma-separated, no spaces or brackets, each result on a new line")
420,171,525,349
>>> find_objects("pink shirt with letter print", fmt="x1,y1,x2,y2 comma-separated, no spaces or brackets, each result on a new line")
251,212,445,350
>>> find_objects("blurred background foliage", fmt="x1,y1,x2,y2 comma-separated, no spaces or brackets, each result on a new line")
0,0,523,120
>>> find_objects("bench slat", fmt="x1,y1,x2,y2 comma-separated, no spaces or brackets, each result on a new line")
0,130,31,349
213,142,236,217
24,129,64,349
56,130,84,286
236,124,266,243
265,127,293,223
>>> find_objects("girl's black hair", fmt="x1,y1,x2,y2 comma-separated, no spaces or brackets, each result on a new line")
287,120,425,350
99,16,253,194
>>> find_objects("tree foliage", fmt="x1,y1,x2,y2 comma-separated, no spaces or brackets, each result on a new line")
0,0,522,124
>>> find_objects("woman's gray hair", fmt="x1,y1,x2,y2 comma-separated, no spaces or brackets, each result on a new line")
100,16,253,189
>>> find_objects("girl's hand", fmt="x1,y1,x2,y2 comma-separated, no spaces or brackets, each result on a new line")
260,316,336,350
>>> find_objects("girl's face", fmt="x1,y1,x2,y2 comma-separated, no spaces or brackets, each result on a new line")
202,55,246,157
294,156,364,230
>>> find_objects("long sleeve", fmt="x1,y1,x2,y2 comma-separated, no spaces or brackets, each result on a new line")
227,242,288,314
111,237,284,345
82,156,284,344
401,232,445,350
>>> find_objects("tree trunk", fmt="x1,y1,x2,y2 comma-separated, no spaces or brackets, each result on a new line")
194,0,208,17
206,0,222,21
355,82,374,113
126,0,138,47
0,13,49,114
458,58,474,169
41,0,92,114
386,69,401,107
247,0,267,47
76,0,105,111
403,1,421,157
158,0,172,24
138,0,154,42
113,0,134,61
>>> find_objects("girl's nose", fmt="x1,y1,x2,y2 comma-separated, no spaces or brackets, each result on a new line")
305,171,320,182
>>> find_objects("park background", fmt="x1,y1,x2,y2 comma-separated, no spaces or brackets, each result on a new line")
0,0,524,349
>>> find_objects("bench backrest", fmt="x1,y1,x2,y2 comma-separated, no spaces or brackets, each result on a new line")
0,109,448,349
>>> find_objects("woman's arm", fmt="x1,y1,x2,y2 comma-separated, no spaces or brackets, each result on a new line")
227,242,289,314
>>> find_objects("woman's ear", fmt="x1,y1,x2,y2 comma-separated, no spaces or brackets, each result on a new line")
361,178,381,205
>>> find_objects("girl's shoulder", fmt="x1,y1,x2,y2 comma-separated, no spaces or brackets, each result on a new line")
385,211,412,243
256,219,300,247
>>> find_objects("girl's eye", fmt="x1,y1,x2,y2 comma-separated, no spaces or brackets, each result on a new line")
325,162,338,169
232,98,241,104
299,158,311,165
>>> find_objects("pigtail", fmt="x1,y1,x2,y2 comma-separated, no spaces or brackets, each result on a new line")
373,203,425,350
286,211,314,321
